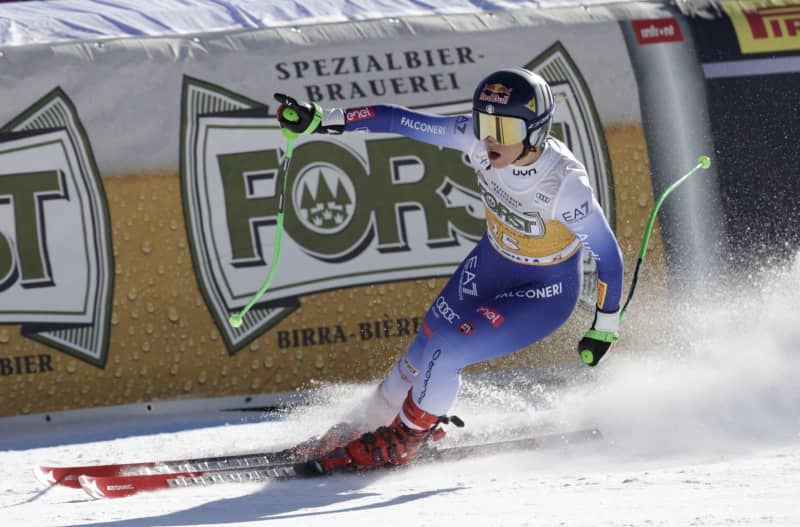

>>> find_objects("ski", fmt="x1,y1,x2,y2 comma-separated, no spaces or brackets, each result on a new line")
33,422,549,489
34,448,301,489
425,427,602,463
78,428,601,499
78,463,320,499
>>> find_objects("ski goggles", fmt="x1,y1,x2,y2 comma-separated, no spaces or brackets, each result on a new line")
472,111,528,145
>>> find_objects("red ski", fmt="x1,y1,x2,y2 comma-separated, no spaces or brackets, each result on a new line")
79,464,316,499
34,461,160,489
77,428,602,498
34,448,300,489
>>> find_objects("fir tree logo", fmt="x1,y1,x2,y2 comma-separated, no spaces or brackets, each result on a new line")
293,163,355,234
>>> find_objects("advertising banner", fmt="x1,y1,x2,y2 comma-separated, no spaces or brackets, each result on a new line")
688,0,800,267
0,2,676,418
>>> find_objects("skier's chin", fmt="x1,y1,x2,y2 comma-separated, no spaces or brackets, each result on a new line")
485,143,523,169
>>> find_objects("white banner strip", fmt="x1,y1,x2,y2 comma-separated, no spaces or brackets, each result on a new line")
0,0,618,47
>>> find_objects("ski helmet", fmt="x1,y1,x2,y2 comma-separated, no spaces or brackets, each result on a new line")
472,68,555,151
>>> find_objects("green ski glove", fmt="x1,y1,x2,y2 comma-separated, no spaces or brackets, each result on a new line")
578,308,620,367
274,93,345,135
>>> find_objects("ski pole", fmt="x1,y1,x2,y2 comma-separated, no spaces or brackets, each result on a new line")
619,155,711,320
228,103,320,328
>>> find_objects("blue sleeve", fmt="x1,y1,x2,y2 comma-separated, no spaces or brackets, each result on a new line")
343,104,476,153
556,170,624,312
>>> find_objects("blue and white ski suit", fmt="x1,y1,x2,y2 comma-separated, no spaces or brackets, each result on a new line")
342,104,624,422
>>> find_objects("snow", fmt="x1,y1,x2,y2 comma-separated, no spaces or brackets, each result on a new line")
1,256,799,526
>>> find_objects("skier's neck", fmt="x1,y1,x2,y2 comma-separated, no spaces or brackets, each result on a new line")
513,147,542,167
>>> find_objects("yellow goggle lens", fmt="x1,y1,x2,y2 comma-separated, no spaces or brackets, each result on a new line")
474,111,527,145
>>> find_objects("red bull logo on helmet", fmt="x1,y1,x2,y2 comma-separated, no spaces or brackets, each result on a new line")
479,83,512,104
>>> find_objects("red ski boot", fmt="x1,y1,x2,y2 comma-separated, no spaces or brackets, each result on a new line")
311,393,449,473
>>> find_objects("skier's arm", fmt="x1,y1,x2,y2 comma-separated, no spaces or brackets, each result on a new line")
341,104,475,151
274,93,475,151
554,169,624,366
555,169,624,312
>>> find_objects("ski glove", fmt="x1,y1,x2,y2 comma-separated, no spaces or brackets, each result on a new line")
274,93,345,135
578,308,620,366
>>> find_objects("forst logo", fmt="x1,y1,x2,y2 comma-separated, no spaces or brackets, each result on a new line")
481,185,545,237
0,170,67,292
182,77,484,352
0,88,113,368
293,164,355,234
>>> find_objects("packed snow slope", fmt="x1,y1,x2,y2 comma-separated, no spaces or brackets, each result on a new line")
1,256,799,526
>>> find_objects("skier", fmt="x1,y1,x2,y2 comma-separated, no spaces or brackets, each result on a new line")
274,68,624,473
